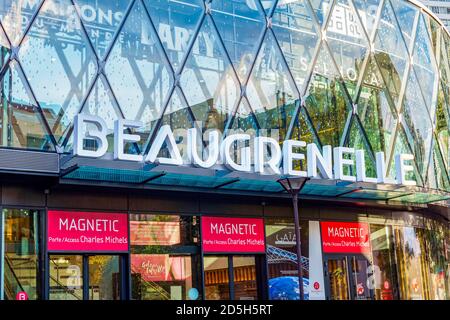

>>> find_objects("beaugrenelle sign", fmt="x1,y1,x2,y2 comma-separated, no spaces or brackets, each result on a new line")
321,221,371,254
201,217,265,253
73,114,416,186
47,210,128,252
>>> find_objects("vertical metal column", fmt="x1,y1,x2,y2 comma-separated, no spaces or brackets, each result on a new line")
0,208,4,300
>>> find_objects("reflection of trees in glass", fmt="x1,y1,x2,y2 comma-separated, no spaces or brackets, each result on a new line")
305,76,347,147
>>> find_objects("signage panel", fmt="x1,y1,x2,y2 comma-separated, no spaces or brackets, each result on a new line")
321,221,371,254
47,210,129,252
201,217,265,253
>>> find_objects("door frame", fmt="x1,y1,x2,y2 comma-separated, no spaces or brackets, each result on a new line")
323,254,374,300
47,253,128,300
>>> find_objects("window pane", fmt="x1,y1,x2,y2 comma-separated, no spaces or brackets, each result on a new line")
328,258,349,300
233,256,257,300
3,209,39,300
265,218,309,300
88,255,120,300
130,214,201,300
130,214,199,246
394,226,426,299
204,256,230,300
369,224,397,300
131,254,200,300
49,255,83,300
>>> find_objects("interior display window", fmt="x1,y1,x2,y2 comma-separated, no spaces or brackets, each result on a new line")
2,209,40,300
394,226,428,300
369,224,398,300
49,255,83,300
130,214,201,300
265,218,309,300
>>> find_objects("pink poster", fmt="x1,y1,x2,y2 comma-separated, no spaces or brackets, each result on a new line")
201,216,265,253
131,254,187,281
47,210,129,252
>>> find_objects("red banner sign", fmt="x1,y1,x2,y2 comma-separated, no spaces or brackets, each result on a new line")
47,210,129,252
321,221,371,254
201,217,265,253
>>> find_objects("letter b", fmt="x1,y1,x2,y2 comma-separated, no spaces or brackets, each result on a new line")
73,114,108,158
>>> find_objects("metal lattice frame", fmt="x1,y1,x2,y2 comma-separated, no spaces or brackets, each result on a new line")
0,0,449,190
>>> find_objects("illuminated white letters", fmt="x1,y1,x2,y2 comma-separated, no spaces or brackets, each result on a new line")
333,147,356,182
145,125,183,165
71,114,418,187
282,140,306,177
73,114,108,158
220,134,251,172
307,144,333,179
395,154,416,186
187,128,219,168
254,137,281,175
114,119,143,162
355,150,377,183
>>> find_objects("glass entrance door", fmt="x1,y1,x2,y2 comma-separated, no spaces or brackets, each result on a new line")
325,255,374,300
49,254,124,300
204,255,261,300
326,257,350,300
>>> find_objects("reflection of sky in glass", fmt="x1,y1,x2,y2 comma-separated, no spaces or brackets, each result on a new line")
0,0,447,190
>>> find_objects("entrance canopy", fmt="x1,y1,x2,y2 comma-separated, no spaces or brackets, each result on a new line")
59,155,450,206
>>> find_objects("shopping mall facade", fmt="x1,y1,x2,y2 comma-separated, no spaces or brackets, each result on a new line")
0,0,449,301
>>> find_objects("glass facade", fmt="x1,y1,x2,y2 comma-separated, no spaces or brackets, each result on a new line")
0,207,448,300
129,214,202,300
0,0,448,302
0,0,448,189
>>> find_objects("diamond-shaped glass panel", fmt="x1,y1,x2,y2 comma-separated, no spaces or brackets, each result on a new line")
305,42,350,147
347,117,376,178
412,14,438,119
73,0,132,59
352,0,382,40
179,16,239,136
0,23,10,70
389,0,418,50
246,30,299,143
387,126,418,184
436,81,449,169
144,0,204,72
105,0,173,148
0,0,43,46
290,104,317,145
211,0,266,82
75,75,124,153
373,0,409,111
309,0,333,27
429,16,440,59
357,55,397,156
159,88,195,162
258,0,274,16
400,71,433,181
271,0,320,95
430,139,450,190
229,97,258,134
289,106,319,172
0,60,54,150
19,0,97,145
324,0,369,86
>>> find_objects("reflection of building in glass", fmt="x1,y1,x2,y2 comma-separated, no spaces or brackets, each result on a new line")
420,1,450,29
0,0,448,302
